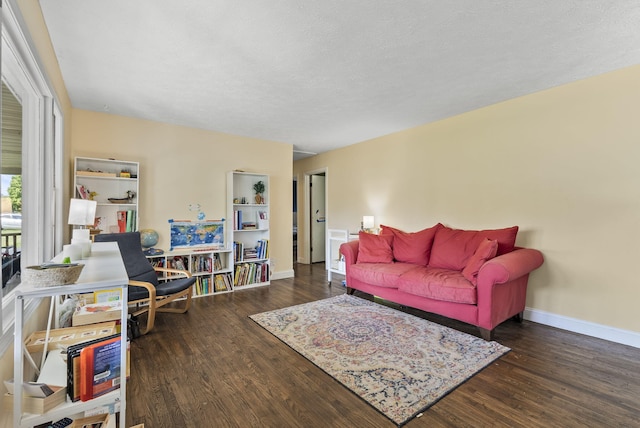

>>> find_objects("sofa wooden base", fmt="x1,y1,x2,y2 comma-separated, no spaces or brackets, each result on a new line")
347,286,498,340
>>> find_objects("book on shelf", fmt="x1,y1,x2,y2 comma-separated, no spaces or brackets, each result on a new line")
80,336,123,401
195,276,211,295
170,256,187,271
233,210,244,230
193,254,213,273
117,210,137,233
93,288,122,303
117,211,127,233
214,273,231,292
148,257,165,268
233,241,244,262
256,239,269,259
72,300,123,327
76,184,89,200
213,253,222,271
67,334,119,402
126,210,133,232
234,262,269,287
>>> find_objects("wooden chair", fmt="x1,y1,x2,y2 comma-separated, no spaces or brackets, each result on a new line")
94,232,195,335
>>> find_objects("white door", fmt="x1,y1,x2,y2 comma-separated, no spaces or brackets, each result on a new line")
310,174,326,263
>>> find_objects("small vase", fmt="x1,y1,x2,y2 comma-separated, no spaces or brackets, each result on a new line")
255,194,263,204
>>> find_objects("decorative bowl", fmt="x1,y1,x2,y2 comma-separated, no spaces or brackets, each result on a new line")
108,198,131,204
23,264,84,287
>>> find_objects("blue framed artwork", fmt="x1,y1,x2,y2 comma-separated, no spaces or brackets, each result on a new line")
169,220,225,251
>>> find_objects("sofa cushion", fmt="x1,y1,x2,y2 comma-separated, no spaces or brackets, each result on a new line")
349,262,419,288
356,232,394,264
380,223,441,265
397,267,477,304
462,238,498,285
429,225,518,271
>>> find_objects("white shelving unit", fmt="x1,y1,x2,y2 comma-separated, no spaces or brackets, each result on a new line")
327,229,348,283
13,242,129,427
74,157,139,234
147,247,234,296
227,171,270,289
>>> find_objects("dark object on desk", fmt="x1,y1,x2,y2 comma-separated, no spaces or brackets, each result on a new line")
94,232,195,335
143,247,164,256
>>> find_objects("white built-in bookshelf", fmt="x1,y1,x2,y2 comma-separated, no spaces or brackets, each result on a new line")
227,171,270,289
74,157,139,233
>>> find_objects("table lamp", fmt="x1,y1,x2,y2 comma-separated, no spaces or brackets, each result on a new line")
68,198,97,257
362,216,375,233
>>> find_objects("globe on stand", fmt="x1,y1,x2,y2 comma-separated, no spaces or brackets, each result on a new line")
140,229,163,255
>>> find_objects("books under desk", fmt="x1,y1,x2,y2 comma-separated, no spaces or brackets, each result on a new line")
9,347,122,427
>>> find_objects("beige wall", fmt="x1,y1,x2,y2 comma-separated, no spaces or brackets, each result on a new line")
71,109,293,276
295,64,640,334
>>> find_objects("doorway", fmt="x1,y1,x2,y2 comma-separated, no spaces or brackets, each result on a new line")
302,169,327,265
292,178,297,261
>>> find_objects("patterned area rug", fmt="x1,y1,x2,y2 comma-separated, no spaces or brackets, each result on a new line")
250,294,510,426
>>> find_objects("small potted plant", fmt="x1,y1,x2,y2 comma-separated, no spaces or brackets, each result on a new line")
253,181,265,204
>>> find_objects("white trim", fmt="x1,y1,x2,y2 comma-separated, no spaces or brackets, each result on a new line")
525,307,640,349
302,167,329,265
52,102,64,255
5,0,54,99
0,0,64,356
271,270,295,280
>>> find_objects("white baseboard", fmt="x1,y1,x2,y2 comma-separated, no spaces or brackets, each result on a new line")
271,269,294,281
524,307,640,349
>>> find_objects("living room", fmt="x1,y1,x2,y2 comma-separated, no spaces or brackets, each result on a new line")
1,1,639,426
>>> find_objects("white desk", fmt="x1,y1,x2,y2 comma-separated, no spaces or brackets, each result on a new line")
13,242,129,427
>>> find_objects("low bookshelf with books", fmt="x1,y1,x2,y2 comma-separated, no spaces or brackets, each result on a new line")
146,247,234,296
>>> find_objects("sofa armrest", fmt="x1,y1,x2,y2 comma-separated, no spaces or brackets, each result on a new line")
477,248,544,286
340,240,359,266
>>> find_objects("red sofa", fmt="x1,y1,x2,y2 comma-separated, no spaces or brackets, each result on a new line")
340,223,544,340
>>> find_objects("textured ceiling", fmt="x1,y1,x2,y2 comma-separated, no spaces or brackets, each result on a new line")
39,1,640,159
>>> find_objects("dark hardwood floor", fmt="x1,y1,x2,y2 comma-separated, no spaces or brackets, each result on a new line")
126,263,640,427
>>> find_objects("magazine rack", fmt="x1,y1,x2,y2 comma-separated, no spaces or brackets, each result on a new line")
13,242,129,427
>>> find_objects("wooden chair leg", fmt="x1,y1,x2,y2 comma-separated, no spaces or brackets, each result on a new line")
512,311,524,323
143,304,156,334
346,287,355,295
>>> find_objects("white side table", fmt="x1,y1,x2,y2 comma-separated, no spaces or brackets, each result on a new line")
327,230,358,284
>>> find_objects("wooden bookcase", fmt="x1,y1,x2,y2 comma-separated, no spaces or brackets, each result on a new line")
227,171,270,289
146,247,234,296
74,157,139,233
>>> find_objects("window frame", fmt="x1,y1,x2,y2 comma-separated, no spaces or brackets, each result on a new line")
0,0,64,354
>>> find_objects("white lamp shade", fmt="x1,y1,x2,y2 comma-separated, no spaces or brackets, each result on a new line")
68,198,97,226
362,216,375,230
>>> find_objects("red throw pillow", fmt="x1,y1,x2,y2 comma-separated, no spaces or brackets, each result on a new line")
357,232,394,263
462,238,498,285
380,223,441,265
430,225,518,271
